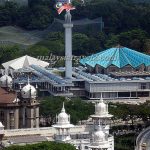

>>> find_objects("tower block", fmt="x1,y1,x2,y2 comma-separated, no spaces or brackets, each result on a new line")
63,11,73,79
89,95,114,150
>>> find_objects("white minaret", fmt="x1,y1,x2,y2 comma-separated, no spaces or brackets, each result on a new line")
89,94,114,150
53,102,74,142
63,2,73,78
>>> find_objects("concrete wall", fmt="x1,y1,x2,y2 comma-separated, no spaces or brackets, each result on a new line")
92,64,148,74
85,81,150,93
4,125,87,137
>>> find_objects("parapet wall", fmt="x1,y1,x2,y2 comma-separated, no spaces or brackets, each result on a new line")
4,125,87,137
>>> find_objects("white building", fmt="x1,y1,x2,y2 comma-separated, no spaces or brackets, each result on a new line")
89,95,114,150
0,0,150,100
53,102,74,142
0,97,114,150
52,96,114,150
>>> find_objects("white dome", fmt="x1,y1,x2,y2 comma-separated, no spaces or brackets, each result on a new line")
21,83,37,99
93,126,106,143
57,103,70,125
95,96,108,116
0,74,12,88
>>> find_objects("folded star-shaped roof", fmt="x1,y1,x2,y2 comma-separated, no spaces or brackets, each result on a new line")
2,55,49,70
80,46,150,68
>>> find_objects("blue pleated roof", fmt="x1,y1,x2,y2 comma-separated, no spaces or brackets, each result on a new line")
80,46,150,68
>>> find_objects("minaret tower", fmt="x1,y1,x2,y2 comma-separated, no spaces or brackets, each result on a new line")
56,0,75,79
53,102,74,142
89,124,110,150
64,6,73,79
89,94,114,150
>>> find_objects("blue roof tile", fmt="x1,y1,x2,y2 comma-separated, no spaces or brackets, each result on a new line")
80,46,150,68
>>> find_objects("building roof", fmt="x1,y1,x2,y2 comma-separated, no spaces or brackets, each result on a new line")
80,46,150,68
7,135,48,145
2,55,49,70
0,88,17,104
21,83,37,99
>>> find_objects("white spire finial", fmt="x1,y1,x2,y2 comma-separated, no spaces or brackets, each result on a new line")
61,102,65,112
100,93,103,103
36,84,38,89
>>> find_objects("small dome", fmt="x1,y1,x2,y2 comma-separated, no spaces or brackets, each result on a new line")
57,103,70,125
0,74,12,88
93,126,106,143
21,83,37,99
95,95,108,116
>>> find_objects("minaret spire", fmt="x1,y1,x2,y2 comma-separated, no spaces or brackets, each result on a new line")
61,102,65,113
100,93,103,103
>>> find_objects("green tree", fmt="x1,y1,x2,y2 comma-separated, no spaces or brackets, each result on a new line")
4,141,76,150
27,5,53,29
0,45,22,64
40,97,94,125
73,33,89,55
25,45,49,57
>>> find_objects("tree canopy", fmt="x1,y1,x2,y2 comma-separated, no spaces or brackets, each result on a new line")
4,141,76,150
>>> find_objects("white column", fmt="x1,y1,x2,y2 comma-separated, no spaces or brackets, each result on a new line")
63,11,73,79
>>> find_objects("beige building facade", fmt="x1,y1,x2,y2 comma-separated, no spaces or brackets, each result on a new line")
0,74,39,129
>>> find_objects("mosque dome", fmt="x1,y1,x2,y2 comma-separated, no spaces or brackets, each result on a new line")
95,96,108,116
0,74,13,88
21,83,37,99
57,103,70,125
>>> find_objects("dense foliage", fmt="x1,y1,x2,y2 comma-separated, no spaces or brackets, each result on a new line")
25,29,150,61
0,45,21,65
39,96,150,127
1,0,150,33
109,101,150,127
0,0,150,65
115,133,136,150
39,96,94,125
4,141,76,150
0,1,54,30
